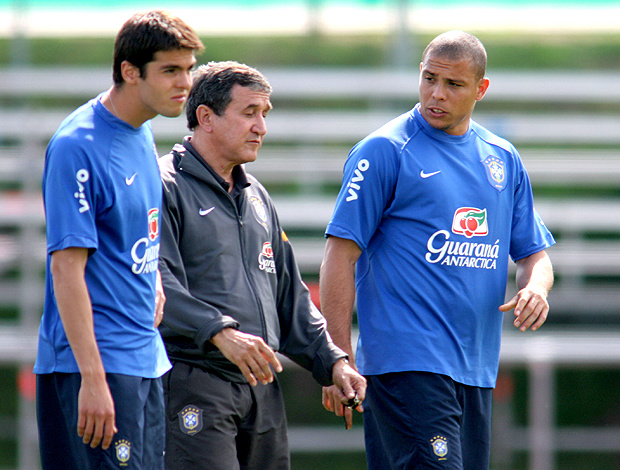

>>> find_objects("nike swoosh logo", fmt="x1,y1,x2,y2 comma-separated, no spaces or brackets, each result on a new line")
125,173,137,185
420,170,441,179
199,207,215,216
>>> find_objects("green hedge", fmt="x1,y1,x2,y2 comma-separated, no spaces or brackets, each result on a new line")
2,32,620,69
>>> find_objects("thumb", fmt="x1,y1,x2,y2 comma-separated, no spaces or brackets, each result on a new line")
343,385,356,401
499,294,518,312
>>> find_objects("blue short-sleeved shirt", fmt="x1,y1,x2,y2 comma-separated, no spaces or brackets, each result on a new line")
326,104,555,388
34,95,171,378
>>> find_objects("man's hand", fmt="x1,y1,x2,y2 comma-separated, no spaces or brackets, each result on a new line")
322,358,367,430
154,270,166,327
499,284,549,332
501,250,553,332
211,328,283,386
77,373,117,449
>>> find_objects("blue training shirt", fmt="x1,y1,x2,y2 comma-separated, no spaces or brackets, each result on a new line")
34,95,171,378
326,104,555,388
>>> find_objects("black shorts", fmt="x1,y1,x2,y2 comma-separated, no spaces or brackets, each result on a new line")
163,361,290,470
364,371,492,470
36,372,165,470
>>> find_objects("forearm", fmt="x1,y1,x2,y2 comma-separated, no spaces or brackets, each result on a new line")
51,248,106,380
51,248,117,448
319,237,361,357
515,250,554,294
320,266,355,355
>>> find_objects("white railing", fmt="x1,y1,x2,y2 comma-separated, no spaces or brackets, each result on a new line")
0,66,618,470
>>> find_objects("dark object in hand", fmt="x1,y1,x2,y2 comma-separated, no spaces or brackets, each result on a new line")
344,394,361,409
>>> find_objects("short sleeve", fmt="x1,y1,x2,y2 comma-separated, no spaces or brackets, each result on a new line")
326,136,400,251
509,156,555,261
43,136,108,254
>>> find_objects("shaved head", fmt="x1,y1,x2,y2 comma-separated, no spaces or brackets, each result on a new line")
422,31,487,80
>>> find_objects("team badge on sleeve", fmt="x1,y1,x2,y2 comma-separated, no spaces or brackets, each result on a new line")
179,405,203,436
482,155,506,191
430,435,448,460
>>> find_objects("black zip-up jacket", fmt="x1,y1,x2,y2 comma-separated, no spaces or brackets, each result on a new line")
158,139,346,384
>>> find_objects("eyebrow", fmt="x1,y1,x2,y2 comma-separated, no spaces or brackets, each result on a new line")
423,69,466,85
158,59,197,71
244,102,273,112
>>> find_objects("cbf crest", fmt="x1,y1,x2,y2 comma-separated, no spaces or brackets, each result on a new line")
179,405,203,436
482,155,506,192
249,195,269,233
430,435,449,460
115,439,132,466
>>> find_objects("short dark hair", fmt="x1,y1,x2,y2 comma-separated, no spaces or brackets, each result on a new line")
422,31,487,80
113,10,204,86
186,61,272,130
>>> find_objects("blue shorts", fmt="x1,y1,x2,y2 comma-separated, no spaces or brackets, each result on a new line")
36,373,165,470
364,371,492,470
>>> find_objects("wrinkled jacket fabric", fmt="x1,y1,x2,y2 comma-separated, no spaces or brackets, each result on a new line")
158,138,345,384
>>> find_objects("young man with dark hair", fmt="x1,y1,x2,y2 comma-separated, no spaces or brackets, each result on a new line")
35,10,203,470
158,61,366,470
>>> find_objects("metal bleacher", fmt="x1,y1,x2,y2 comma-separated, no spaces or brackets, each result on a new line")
0,66,619,469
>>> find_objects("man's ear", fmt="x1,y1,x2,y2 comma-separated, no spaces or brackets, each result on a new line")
121,60,141,84
196,104,214,131
476,77,490,102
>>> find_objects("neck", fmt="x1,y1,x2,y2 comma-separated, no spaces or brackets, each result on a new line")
103,86,153,128
189,135,236,189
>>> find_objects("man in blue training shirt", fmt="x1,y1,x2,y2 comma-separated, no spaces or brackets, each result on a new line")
320,31,555,470
35,10,203,470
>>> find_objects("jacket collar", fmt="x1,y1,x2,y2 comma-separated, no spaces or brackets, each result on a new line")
173,136,250,193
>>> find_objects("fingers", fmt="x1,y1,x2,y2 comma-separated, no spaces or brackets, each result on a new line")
322,385,361,430
238,349,281,386
498,294,517,313
154,301,164,328
322,387,332,411
77,409,117,449
77,379,117,449
241,342,283,386
101,419,118,450
331,358,367,404
501,290,549,332
154,271,166,327
513,295,548,332
343,407,354,430
212,329,283,386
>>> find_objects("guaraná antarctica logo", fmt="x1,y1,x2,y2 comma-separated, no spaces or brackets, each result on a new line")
451,207,488,238
148,208,159,241
130,208,160,275
258,241,276,274
425,207,500,270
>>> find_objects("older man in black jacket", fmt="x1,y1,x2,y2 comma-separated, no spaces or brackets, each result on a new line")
158,61,366,470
